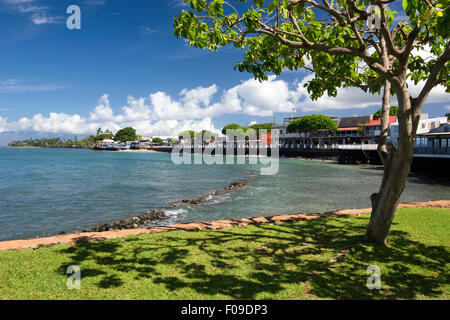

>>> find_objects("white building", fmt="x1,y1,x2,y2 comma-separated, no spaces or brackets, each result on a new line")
389,114,448,146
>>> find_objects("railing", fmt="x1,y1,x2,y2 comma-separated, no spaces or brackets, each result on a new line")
177,143,380,151
414,146,450,155
278,144,378,151
335,144,378,150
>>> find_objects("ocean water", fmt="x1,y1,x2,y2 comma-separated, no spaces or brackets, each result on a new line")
0,148,449,241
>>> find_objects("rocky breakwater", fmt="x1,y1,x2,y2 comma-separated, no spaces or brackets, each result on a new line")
89,209,167,232
167,179,249,208
84,178,251,233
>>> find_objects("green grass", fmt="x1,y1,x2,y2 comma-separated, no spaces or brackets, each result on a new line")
0,207,448,300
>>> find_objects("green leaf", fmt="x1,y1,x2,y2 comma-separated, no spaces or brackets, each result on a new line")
254,0,265,8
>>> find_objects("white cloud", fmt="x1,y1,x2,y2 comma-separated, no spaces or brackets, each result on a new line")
294,74,382,111
1,74,448,136
0,79,67,92
407,80,449,104
227,76,295,116
83,0,106,6
0,116,8,132
0,90,221,137
1,0,35,4
0,0,62,25
18,4,48,13
30,12,63,25
168,0,189,8
293,73,449,112
139,26,156,34
89,94,114,121
0,79,18,85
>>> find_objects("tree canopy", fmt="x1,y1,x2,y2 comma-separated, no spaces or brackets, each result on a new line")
94,128,114,142
174,0,450,245
222,123,243,135
222,123,274,135
178,130,197,139
249,123,275,133
152,137,164,144
178,130,219,140
174,0,449,99
9,136,96,148
287,115,338,133
114,127,137,142
373,106,398,120
200,130,219,139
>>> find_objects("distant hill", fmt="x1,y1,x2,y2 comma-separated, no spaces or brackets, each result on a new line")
0,131,87,147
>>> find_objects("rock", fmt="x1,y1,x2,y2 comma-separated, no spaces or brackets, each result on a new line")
87,177,251,233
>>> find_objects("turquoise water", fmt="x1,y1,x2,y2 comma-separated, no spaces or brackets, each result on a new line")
0,148,449,241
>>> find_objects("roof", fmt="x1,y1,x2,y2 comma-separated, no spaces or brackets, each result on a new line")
419,132,450,136
272,124,287,129
339,115,372,128
364,116,397,126
338,127,359,131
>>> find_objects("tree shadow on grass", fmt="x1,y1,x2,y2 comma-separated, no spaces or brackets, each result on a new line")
57,215,449,299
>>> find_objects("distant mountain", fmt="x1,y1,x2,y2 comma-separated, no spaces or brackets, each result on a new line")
0,131,87,147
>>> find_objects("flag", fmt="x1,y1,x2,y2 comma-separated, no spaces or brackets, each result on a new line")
293,108,297,113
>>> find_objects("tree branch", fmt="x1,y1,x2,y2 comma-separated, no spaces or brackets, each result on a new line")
416,42,450,109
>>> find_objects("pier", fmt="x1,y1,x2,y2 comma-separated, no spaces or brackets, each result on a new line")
157,143,450,179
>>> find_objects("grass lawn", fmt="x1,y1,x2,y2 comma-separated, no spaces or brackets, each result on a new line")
0,207,448,300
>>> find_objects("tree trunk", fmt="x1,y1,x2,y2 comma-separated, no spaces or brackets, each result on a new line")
365,83,417,245
365,151,412,245
377,81,391,164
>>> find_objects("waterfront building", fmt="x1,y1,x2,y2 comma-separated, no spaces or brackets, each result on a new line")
271,123,302,148
415,122,450,157
97,139,121,150
129,141,140,149
389,114,448,146
272,115,338,149
138,137,153,149
335,115,372,145
362,116,398,144
272,114,402,148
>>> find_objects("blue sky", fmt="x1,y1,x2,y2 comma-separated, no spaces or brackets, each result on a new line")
0,0,448,137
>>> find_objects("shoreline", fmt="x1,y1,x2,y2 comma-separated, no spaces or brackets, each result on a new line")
116,149,163,153
0,200,448,251
84,178,252,233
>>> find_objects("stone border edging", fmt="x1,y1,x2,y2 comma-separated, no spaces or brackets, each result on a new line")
0,200,449,251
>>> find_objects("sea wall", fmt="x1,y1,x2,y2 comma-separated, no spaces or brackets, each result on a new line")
1,200,448,251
